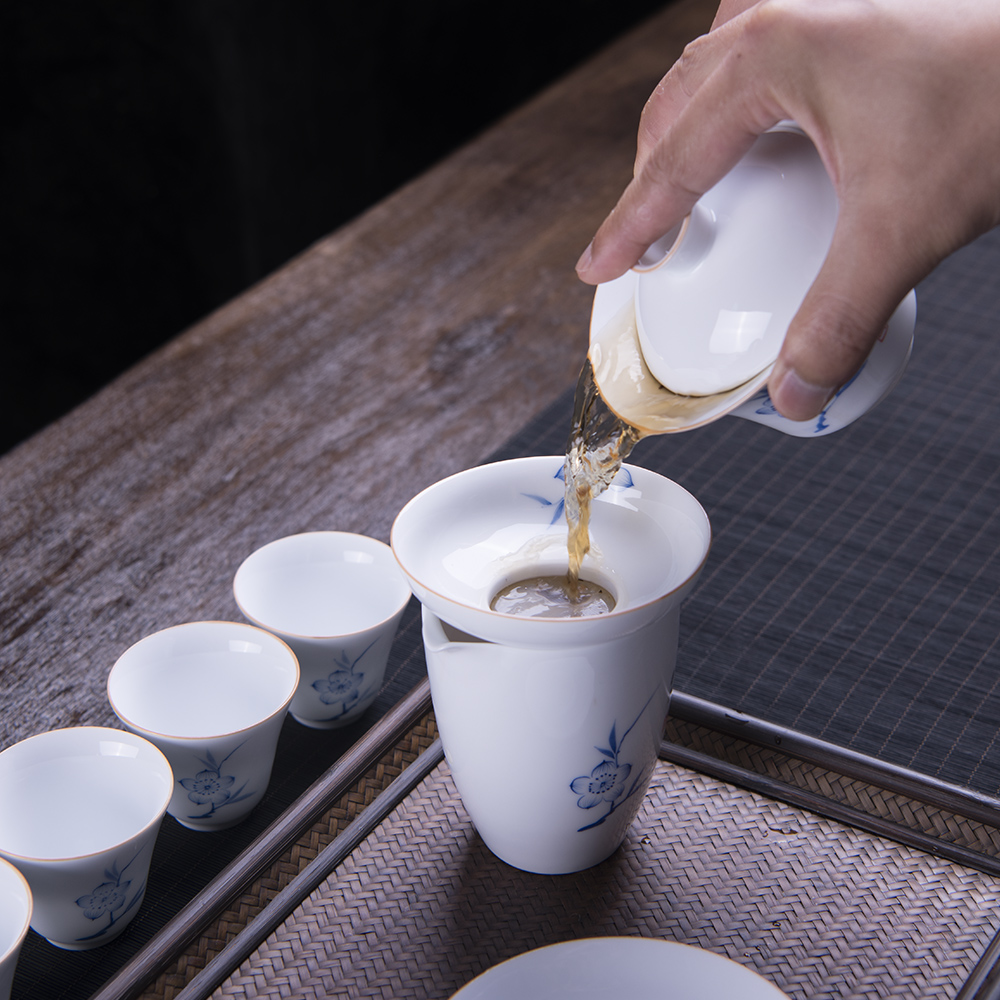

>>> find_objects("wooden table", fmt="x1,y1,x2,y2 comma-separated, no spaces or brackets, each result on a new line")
8,2,1000,998
0,0,713,752
0,2,711,997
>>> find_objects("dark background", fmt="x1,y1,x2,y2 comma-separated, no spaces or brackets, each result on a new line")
1,0,671,457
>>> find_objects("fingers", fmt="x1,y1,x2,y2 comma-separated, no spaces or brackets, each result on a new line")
767,212,919,420
634,27,730,176
578,7,783,285
711,0,762,29
635,3,764,175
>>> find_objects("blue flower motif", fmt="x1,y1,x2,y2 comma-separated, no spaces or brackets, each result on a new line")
751,365,864,434
179,746,253,821
76,880,130,920
314,666,364,706
73,854,146,942
610,467,635,491
570,760,632,809
522,466,568,524
569,689,657,832
522,465,635,526
181,769,236,805
311,639,379,719
750,386,777,416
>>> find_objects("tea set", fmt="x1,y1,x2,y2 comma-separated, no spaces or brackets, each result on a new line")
0,123,912,1000
393,456,710,874
0,532,408,976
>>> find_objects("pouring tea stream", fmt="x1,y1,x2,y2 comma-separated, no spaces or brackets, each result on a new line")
388,124,916,877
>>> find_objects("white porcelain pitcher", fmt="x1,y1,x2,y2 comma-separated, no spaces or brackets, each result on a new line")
391,456,711,874
590,123,917,437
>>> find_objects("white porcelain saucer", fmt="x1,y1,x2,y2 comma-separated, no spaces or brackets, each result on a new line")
449,937,790,999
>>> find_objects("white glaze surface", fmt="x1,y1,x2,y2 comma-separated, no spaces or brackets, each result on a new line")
634,126,838,396
450,937,789,999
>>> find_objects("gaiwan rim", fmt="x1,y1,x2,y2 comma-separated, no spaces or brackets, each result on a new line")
390,456,711,646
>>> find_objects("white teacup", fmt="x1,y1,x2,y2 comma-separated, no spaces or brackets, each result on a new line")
0,858,31,1000
392,457,711,874
107,621,299,831
232,532,411,729
0,727,172,950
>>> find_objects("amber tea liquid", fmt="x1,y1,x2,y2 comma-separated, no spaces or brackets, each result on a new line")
563,359,645,588
490,575,615,618
490,360,645,620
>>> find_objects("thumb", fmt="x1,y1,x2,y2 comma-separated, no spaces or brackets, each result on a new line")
768,213,918,421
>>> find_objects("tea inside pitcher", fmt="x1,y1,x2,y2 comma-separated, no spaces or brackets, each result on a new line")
490,574,615,618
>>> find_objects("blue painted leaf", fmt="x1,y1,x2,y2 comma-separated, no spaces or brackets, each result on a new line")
613,468,635,489
578,813,610,832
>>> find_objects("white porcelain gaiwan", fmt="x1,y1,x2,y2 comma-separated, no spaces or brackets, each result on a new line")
592,122,916,437
392,456,711,874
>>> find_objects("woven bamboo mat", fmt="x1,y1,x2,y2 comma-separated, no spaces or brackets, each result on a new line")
205,754,1000,1000
663,716,1000,866
132,712,440,1000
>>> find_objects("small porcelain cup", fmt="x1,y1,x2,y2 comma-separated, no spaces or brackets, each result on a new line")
0,858,31,999
392,457,711,874
0,727,172,950
107,621,299,831
232,532,412,729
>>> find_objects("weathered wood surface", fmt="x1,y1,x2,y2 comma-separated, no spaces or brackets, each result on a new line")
0,0,714,750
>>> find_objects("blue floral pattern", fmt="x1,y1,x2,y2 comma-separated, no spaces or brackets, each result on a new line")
74,853,146,942
569,688,656,832
311,638,379,719
179,745,254,822
750,365,863,433
523,465,635,524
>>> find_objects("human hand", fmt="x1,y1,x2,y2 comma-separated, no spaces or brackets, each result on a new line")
576,0,1000,419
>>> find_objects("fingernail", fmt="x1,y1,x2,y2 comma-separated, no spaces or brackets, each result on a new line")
771,365,836,421
575,241,594,275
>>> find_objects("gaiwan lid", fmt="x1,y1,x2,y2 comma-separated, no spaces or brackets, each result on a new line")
634,123,838,396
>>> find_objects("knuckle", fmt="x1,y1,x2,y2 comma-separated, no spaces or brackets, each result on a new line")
670,32,721,100
639,141,702,206
790,290,884,379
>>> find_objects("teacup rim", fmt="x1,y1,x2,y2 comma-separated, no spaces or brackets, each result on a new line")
107,620,300,742
232,531,412,641
0,726,173,864
0,855,32,962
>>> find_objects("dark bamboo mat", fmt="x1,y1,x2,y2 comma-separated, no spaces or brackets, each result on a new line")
142,712,440,1000
9,600,429,1000
207,755,1000,999
490,227,1000,799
